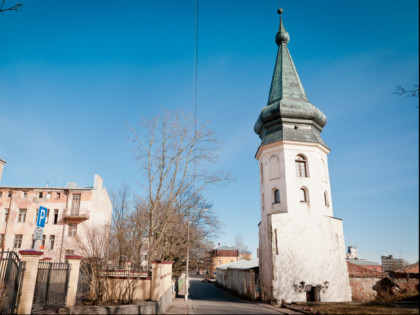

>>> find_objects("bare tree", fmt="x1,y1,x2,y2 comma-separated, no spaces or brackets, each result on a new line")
235,234,248,252
128,110,229,269
110,184,132,265
394,84,419,97
0,0,22,13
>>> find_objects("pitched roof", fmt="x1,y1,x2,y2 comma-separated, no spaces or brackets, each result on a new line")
217,259,259,270
347,262,384,278
347,259,380,266
394,262,419,274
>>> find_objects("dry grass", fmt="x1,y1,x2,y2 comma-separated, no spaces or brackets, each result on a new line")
293,302,419,315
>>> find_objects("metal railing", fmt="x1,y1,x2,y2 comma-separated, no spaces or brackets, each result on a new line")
32,261,70,313
0,250,26,315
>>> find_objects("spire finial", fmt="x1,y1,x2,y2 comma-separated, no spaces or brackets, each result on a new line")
275,7,289,45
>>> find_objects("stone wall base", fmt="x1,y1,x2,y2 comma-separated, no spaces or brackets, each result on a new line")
59,288,173,315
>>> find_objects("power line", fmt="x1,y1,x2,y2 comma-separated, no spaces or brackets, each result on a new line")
193,0,199,141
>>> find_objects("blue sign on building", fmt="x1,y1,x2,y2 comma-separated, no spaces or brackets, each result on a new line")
36,206,47,228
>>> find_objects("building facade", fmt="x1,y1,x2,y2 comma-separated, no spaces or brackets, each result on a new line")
346,246,359,260
0,159,112,261
209,247,239,277
254,10,351,302
381,255,408,272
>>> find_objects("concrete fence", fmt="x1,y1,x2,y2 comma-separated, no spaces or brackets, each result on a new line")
60,260,174,314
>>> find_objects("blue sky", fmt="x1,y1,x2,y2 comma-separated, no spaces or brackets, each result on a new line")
0,0,418,264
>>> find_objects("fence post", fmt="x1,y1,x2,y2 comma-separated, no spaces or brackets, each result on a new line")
151,261,162,301
17,250,43,315
64,255,83,307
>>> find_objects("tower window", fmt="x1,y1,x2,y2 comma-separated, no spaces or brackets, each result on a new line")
299,187,309,203
295,155,308,177
274,189,280,204
324,191,329,207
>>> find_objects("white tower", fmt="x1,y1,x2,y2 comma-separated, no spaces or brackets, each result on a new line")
254,9,351,302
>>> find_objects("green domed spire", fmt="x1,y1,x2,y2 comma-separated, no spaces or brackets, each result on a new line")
254,9,328,148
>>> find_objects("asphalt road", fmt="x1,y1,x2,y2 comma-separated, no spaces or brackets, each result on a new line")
187,277,288,314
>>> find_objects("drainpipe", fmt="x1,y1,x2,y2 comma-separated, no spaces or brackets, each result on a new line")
2,189,14,251
59,189,70,262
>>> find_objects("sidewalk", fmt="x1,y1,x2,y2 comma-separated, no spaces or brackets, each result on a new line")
165,281,191,314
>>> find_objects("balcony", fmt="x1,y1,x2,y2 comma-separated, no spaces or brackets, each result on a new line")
62,208,90,222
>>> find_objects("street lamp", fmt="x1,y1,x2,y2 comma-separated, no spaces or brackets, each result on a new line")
185,207,209,301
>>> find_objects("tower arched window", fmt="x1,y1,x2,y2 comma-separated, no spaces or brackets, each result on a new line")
295,155,308,177
274,189,280,204
324,191,329,207
299,187,309,203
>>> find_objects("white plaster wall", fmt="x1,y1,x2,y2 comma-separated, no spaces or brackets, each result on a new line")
271,213,351,302
256,140,351,302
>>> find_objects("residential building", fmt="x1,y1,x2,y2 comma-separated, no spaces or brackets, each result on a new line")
254,10,351,302
381,255,408,272
209,246,239,277
0,159,112,261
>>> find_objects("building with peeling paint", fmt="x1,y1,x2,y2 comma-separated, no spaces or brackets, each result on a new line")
0,159,112,261
254,9,351,302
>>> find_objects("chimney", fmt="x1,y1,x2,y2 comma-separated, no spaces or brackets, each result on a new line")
0,159,6,184
93,174,103,190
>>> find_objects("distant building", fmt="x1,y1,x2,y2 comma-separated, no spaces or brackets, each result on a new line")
0,159,112,261
239,250,252,260
346,259,382,272
381,255,408,272
209,246,239,276
346,246,358,260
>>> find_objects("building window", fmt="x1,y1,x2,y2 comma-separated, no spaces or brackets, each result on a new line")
324,191,329,207
0,234,4,248
56,192,61,199
0,192,2,198
218,260,221,265
295,155,308,177
49,235,55,250
47,192,51,199
38,192,43,198
54,209,59,224
299,187,309,203
8,191,12,198
274,189,280,204
71,194,81,214
13,234,23,249
45,209,50,224
23,192,28,198
68,224,77,237
41,235,46,249
3,209,9,222
17,209,27,222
